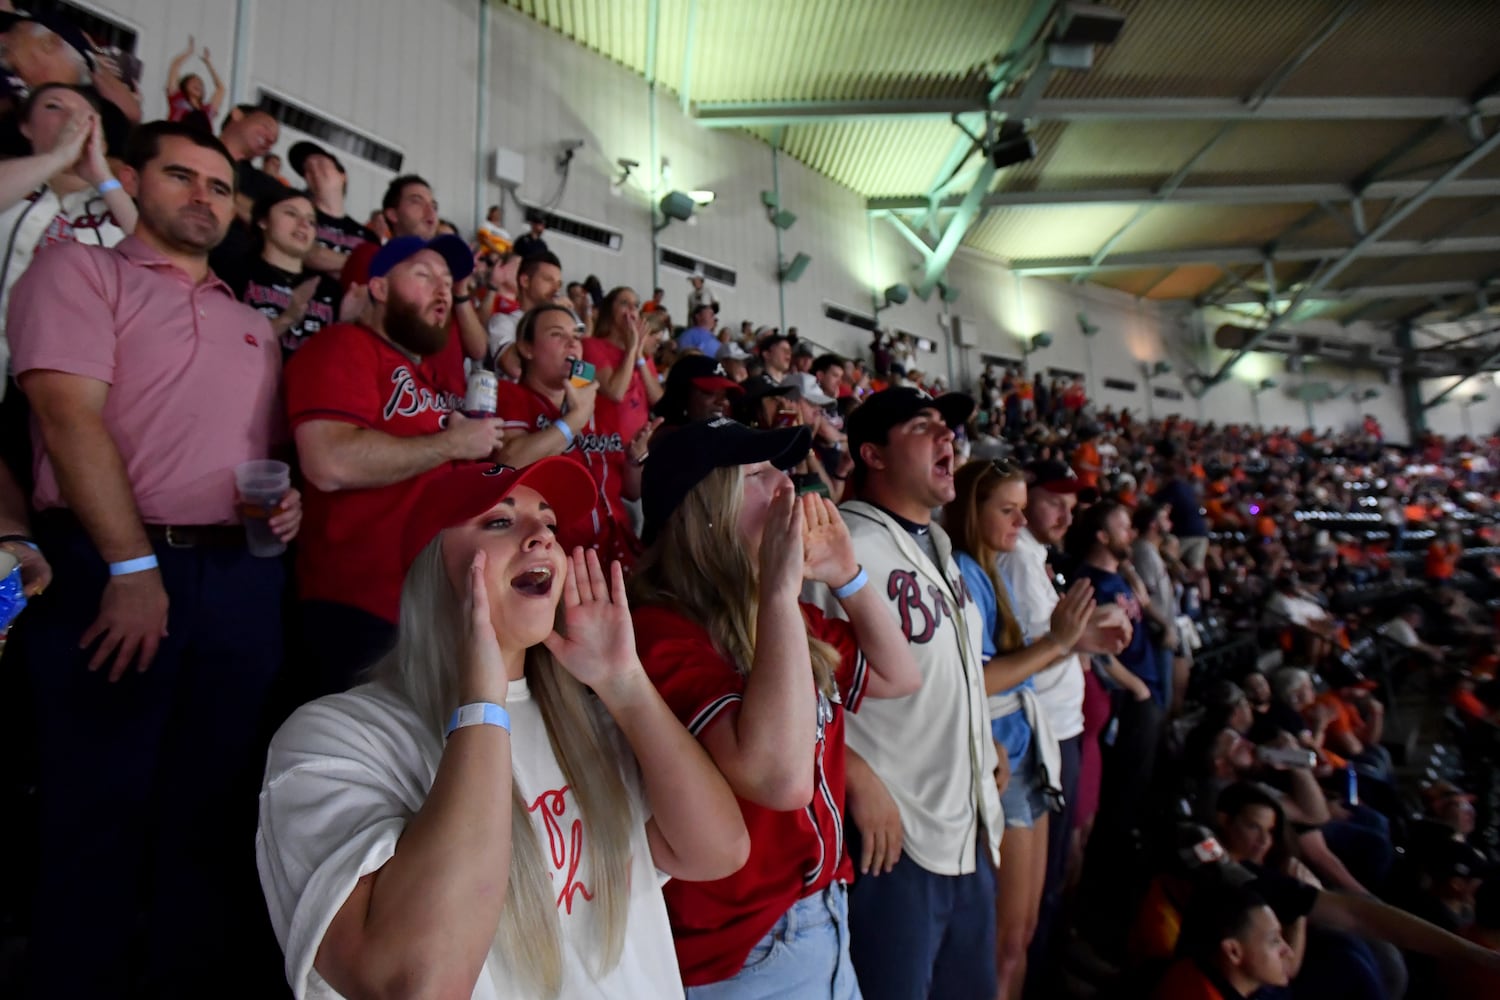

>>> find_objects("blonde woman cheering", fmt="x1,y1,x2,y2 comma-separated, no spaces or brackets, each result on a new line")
256,458,749,998
631,418,921,999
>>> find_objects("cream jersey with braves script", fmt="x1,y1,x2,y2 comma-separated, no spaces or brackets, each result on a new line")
817,501,1002,874
257,678,682,1000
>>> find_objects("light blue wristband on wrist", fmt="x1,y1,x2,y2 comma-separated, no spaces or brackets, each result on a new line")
97,178,122,194
109,554,158,576
553,419,575,447
445,702,511,739
832,566,869,599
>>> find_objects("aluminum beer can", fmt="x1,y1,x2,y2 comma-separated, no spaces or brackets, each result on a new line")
464,369,499,417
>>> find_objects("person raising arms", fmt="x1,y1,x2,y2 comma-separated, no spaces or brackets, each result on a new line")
256,459,748,998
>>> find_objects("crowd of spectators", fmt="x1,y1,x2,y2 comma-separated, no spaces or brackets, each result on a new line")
2,7,1500,1000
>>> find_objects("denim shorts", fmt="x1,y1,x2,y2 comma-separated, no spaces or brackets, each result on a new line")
999,737,1051,829
686,883,862,1000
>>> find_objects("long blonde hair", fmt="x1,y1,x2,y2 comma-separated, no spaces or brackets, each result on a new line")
372,541,633,997
630,465,840,697
945,460,1026,654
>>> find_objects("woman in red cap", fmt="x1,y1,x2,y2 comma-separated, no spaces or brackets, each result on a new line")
256,457,748,999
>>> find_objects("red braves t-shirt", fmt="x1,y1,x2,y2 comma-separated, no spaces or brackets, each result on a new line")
633,602,869,985
494,381,638,568
285,322,466,621
581,338,658,504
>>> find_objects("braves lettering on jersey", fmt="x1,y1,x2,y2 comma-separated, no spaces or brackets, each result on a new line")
495,381,638,568
633,602,868,986
828,501,1003,876
886,568,972,644
285,322,467,621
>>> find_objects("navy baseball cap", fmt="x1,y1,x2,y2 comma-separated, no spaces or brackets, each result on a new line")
641,418,811,545
369,234,474,282
846,387,975,464
288,140,345,178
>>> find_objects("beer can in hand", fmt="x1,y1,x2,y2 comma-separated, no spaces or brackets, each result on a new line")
465,370,499,417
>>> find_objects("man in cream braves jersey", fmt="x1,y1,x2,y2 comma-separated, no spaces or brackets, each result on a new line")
813,386,1005,1000
286,232,508,698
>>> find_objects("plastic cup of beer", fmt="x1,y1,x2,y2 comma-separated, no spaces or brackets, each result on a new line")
235,460,291,558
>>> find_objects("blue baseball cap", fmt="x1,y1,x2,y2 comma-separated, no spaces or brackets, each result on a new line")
368,234,474,282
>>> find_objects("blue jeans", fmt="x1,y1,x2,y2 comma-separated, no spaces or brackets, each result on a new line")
845,833,997,1000
686,884,861,1000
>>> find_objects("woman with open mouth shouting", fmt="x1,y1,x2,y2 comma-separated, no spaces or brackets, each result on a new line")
255,457,749,999
629,418,922,999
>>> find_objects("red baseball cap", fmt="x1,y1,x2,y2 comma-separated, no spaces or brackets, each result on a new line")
398,459,598,574
1024,459,1082,494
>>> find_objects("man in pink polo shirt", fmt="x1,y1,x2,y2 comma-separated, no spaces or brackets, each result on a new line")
8,119,301,996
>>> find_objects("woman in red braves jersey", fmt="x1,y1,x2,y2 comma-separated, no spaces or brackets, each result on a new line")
494,303,657,569
629,418,921,998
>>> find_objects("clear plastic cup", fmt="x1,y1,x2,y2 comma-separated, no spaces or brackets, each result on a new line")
234,460,291,558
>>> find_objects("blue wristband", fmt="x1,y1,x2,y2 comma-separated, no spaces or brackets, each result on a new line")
445,702,511,738
553,419,575,447
832,566,869,600
97,178,122,193
109,554,158,576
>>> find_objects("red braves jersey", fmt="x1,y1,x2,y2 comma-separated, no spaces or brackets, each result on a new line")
494,381,638,568
633,602,869,985
285,322,466,621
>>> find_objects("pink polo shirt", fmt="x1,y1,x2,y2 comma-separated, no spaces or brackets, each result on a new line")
8,236,281,525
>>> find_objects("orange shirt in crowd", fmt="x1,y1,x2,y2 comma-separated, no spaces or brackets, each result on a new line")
1426,541,1461,580
1153,960,1231,1000
1072,440,1101,488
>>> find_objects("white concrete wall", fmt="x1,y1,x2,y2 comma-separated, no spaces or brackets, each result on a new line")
80,0,1448,442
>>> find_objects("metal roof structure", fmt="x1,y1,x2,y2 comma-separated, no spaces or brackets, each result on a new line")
501,0,1500,368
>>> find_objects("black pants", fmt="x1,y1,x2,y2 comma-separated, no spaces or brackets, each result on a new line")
296,599,397,700
24,516,285,998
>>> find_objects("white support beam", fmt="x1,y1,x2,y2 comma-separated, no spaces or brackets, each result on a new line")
1011,236,1500,275
693,95,1500,129
1214,280,1500,306
871,177,1500,212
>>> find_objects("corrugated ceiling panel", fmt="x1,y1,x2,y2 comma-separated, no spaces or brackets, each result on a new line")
1143,265,1225,301
1088,267,1178,298
1279,0,1500,98
781,119,962,196
1188,121,1421,185
1335,253,1500,288
1000,119,1223,189
1043,0,1345,100
968,205,1142,261
1109,203,1318,256
689,0,1026,102
1379,198,1500,243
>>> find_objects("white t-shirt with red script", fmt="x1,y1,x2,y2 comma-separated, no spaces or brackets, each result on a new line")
256,678,683,999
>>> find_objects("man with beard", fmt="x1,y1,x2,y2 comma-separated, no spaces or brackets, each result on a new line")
339,173,487,366
286,233,504,696
814,386,1006,1000
8,119,301,995
997,461,1132,993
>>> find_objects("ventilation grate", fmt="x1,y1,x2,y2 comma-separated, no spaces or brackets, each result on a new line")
533,207,622,252
658,247,737,286
1103,377,1137,392
256,90,404,172
1153,386,1184,401
823,303,878,332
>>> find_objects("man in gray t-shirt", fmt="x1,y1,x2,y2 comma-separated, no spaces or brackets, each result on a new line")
1130,501,1179,705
